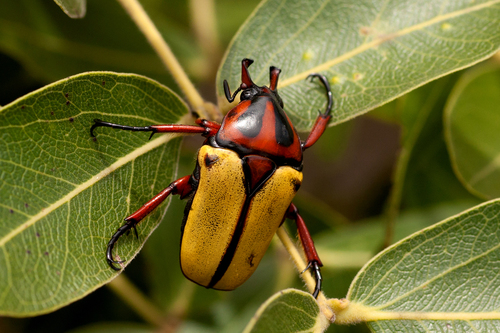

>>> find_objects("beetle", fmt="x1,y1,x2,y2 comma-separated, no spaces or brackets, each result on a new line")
90,58,332,298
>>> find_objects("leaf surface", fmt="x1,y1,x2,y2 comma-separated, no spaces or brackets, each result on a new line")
444,62,500,199
218,0,500,131
338,200,500,332
0,72,188,316
243,289,327,333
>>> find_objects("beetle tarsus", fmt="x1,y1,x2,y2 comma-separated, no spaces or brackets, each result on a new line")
91,118,154,138
310,261,322,298
106,219,138,271
306,74,333,117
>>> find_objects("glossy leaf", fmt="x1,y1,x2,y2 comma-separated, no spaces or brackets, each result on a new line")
53,0,86,18
0,72,188,316
218,0,500,131
337,199,500,332
243,289,327,333
445,62,500,199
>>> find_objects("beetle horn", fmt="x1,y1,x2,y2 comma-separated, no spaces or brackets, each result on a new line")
269,66,281,91
240,58,255,88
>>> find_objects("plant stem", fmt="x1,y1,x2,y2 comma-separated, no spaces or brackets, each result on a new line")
189,0,222,70
107,274,165,327
116,0,208,119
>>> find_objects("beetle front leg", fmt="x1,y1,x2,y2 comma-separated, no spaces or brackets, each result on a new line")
91,118,220,139
285,203,323,298
302,74,333,150
107,175,193,271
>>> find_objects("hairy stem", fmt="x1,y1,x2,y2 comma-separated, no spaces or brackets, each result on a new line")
116,0,208,118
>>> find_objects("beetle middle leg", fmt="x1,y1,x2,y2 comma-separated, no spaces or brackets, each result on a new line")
285,203,323,298
107,175,194,270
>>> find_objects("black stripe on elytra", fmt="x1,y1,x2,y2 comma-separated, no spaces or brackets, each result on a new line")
207,160,276,288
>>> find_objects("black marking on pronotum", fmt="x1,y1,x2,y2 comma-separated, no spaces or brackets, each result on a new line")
273,100,294,147
235,97,266,138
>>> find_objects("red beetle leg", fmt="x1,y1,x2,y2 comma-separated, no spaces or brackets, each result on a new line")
302,73,333,150
91,119,218,140
107,175,192,271
301,114,332,150
195,118,221,137
286,203,323,298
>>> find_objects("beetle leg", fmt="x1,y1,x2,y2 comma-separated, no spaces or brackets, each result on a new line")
90,119,219,140
286,203,323,298
301,74,333,150
106,175,193,271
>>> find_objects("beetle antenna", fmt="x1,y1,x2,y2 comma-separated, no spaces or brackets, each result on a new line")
223,80,242,103
269,66,281,91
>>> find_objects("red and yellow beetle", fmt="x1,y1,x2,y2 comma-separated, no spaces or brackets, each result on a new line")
91,59,332,298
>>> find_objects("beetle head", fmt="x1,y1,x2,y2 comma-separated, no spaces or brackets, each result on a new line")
223,59,284,108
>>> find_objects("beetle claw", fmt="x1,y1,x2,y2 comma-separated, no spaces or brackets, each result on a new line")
302,261,322,298
106,220,138,271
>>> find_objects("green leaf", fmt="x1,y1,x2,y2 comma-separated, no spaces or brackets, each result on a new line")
218,0,500,131
444,62,500,199
53,0,86,18
243,289,328,333
336,199,500,331
0,72,189,316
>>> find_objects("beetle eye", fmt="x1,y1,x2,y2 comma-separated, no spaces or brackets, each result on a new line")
241,88,260,101
240,89,253,101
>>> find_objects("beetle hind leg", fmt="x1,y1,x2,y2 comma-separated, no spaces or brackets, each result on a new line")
286,203,323,298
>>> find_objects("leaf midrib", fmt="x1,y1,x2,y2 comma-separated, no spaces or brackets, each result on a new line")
0,133,179,248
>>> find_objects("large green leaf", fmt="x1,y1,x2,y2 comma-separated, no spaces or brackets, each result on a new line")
0,72,188,316
243,289,328,333
444,62,500,199
335,199,500,331
218,0,500,131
